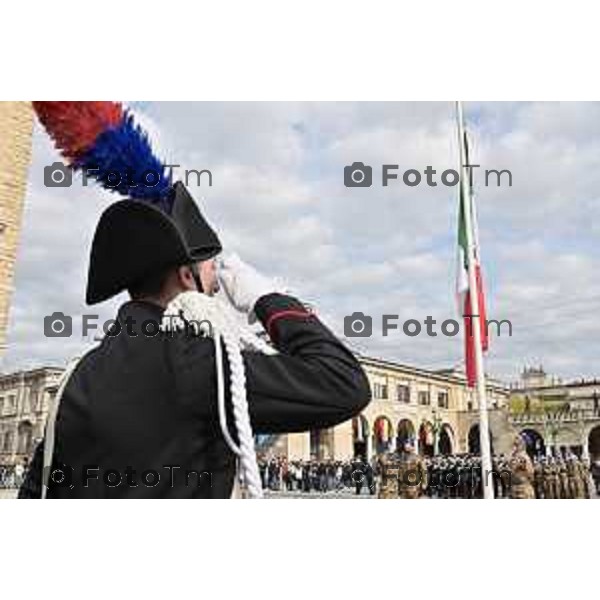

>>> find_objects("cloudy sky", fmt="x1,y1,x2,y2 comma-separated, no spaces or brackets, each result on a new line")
3,102,600,384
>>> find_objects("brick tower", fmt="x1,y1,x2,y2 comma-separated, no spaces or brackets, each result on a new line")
0,102,34,352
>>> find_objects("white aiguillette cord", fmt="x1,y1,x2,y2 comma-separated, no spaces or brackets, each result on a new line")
161,291,277,499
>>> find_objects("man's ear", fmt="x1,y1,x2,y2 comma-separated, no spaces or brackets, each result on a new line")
177,264,195,291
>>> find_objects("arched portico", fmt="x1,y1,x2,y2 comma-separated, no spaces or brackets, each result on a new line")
520,428,545,458
467,423,495,455
373,416,394,455
352,415,370,459
589,425,600,461
396,418,415,450
418,421,434,456
438,424,454,455
17,421,33,455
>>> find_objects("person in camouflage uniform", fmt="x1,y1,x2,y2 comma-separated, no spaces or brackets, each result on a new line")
551,457,562,498
577,458,591,499
397,440,427,499
497,454,511,498
592,460,600,496
377,451,399,499
557,457,570,499
508,435,535,499
533,457,545,499
543,456,559,499
566,455,581,499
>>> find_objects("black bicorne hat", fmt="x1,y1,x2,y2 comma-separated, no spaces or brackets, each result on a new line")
86,182,222,305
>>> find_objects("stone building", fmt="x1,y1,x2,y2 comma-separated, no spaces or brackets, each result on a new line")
0,367,62,466
264,361,600,463
0,102,33,351
507,367,600,460
0,357,512,468
258,356,512,461
1,360,598,468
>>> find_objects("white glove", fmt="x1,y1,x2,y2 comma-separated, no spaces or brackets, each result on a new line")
217,253,283,321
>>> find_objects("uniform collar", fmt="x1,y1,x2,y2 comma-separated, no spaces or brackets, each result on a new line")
116,300,165,322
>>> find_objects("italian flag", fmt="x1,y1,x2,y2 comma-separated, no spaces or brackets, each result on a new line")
457,166,489,388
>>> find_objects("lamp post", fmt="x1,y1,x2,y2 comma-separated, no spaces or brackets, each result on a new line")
543,412,561,457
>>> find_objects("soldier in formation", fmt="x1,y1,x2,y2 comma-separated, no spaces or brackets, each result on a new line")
397,440,428,499
533,454,592,499
259,450,594,499
424,455,493,498
376,440,427,499
377,451,400,499
508,436,535,499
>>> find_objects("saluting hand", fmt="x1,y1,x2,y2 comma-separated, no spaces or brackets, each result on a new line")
217,253,285,322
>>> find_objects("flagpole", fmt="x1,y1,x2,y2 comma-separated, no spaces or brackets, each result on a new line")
456,101,495,499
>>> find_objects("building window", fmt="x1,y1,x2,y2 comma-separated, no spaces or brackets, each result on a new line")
418,391,430,406
396,384,410,403
373,383,388,400
8,394,16,413
45,390,57,411
3,431,13,453
0,396,4,415
437,392,449,409
17,423,33,454
30,391,39,412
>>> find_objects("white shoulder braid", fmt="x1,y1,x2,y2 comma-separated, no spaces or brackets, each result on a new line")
161,291,276,499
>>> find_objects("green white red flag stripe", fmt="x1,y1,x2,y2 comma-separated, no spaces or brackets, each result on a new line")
456,130,489,387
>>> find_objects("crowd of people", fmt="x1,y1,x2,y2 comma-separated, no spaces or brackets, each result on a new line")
3,451,599,498
259,452,600,498
257,454,498,497
258,456,376,495
424,453,596,499
531,455,597,499
0,462,27,489
424,455,504,499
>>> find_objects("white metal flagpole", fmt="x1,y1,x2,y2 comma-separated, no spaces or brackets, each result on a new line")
456,101,495,499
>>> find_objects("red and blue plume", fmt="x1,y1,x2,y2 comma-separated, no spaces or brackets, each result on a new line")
33,101,173,211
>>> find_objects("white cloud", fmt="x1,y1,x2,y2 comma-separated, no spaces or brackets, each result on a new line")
3,102,600,385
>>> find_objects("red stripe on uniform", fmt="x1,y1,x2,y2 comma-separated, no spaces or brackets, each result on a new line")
265,309,313,339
